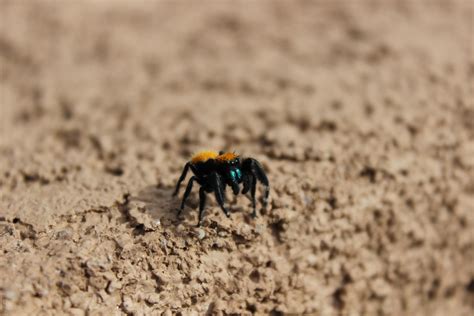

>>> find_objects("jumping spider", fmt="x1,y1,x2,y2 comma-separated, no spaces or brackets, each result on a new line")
173,151,270,226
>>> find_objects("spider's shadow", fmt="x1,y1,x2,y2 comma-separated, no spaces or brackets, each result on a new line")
128,185,182,225
129,185,204,226
129,184,259,228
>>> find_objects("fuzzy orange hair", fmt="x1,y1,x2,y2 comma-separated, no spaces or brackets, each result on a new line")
191,150,219,163
216,152,239,162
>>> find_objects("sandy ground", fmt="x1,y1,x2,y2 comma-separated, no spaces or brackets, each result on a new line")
1,0,473,315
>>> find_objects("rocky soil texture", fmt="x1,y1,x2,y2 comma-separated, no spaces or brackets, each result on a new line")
1,0,473,315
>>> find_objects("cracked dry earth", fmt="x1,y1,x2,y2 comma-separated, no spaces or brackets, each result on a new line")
1,0,474,315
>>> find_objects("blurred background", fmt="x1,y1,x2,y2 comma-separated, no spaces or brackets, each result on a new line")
1,0,473,314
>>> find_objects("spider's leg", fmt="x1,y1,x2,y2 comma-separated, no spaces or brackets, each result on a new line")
242,173,251,195
197,187,207,227
250,175,257,217
243,158,270,209
241,174,254,203
210,172,230,218
173,162,190,196
178,176,196,216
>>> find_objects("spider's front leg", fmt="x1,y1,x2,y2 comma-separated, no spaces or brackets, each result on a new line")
177,176,197,216
242,158,270,217
210,172,230,218
173,162,190,196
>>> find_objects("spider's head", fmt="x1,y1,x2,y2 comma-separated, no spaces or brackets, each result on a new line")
217,152,242,194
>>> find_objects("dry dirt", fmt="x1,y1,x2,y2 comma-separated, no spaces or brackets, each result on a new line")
1,0,473,315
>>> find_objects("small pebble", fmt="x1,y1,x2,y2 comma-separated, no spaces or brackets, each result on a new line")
106,280,122,294
160,238,168,255
197,229,206,240
255,224,265,235
122,296,135,314
146,293,160,305
307,254,318,266
161,310,172,316
4,290,17,301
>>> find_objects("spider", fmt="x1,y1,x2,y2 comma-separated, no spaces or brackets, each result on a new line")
173,150,270,226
